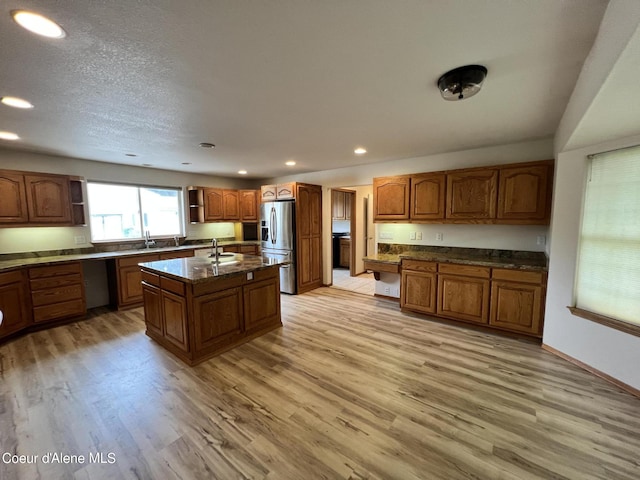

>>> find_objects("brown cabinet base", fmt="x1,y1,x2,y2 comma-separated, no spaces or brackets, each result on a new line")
142,264,282,366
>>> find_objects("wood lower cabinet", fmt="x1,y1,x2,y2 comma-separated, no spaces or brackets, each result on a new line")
0,270,31,339
401,261,437,314
28,262,86,324
373,176,410,221
112,250,194,309
141,264,281,365
490,269,545,335
400,259,546,337
339,237,351,268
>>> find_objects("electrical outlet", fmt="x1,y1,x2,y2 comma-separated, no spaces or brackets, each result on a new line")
537,235,546,246
384,286,390,295
409,232,416,240
74,235,86,245
436,232,444,241
416,232,422,240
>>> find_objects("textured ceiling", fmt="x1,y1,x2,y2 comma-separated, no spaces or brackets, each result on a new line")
0,0,608,178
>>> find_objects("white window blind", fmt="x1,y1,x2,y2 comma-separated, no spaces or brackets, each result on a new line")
575,146,640,325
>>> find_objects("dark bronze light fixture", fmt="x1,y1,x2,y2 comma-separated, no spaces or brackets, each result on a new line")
437,65,487,101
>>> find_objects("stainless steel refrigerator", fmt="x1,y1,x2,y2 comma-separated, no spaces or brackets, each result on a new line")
261,200,296,294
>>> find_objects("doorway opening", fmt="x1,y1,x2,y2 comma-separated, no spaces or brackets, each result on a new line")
330,186,375,296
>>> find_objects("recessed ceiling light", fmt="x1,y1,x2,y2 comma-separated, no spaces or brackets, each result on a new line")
199,142,215,148
238,170,247,175
0,131,20,141
354,147,367,155
181,162,192,165
1,96,34,109
12,10,66,39
285,160,296,166
125,153,137,157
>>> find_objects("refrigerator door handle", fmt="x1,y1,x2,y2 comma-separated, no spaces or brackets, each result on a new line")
271,207,277,245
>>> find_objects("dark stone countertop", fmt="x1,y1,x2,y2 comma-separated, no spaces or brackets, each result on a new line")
364,245,548,271
0,241,261,272
139,254,284,284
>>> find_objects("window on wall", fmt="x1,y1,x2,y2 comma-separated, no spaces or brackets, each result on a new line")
573,145,640,331
87,182,183,241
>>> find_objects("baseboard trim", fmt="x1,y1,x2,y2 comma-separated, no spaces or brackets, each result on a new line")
542,343,640,399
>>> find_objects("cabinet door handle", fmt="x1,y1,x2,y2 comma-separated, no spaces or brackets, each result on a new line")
0,309,3,327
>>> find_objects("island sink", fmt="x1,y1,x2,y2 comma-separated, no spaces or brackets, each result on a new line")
139,254,283,366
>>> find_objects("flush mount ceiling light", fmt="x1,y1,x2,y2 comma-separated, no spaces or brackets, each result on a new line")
11,10,66,39
0,131,20,141
437,65,487,101
1,96,34,109
199,142,215,148
354,147,367,155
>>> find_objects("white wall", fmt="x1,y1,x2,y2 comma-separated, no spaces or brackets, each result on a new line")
544,133,640,390
0,148,256,253
269,138,554,285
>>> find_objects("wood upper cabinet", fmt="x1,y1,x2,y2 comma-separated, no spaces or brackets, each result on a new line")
410,173,446,220
490,269,545,335
400,260,437,314
373,176,410,221
332,190,352,221
437,264,490,324
24,174,72,223
261,183,295,202
204,188,224,221
0,270,31,339
497,163,552,222
0,169,78,225
222,189,240,221
296,183,323,293
446,169,498,220
239,190,259,222
0,171,29,223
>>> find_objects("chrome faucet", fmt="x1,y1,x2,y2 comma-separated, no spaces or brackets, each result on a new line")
144,230,155,248
211,238,218,262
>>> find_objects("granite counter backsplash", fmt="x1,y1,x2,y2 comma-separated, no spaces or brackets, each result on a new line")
376,243,548,270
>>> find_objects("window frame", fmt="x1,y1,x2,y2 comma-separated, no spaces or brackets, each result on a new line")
569,145,640,338
86,180,185,243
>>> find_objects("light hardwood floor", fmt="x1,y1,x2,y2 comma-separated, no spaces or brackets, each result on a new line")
1,287,639,479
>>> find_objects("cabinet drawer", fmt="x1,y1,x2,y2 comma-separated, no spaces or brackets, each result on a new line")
118,254,159,267
31,283,84,306
141,270,160,287
492,268,544,284
438,263,490,278
29,262,82,279
160,276,185,296
160,250,194,260
33,298,85,323
0,270,23,286
402,260,437,272
363,261,399,274
30,273,82,290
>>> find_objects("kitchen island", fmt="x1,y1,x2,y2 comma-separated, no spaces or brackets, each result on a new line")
139,254,282,366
